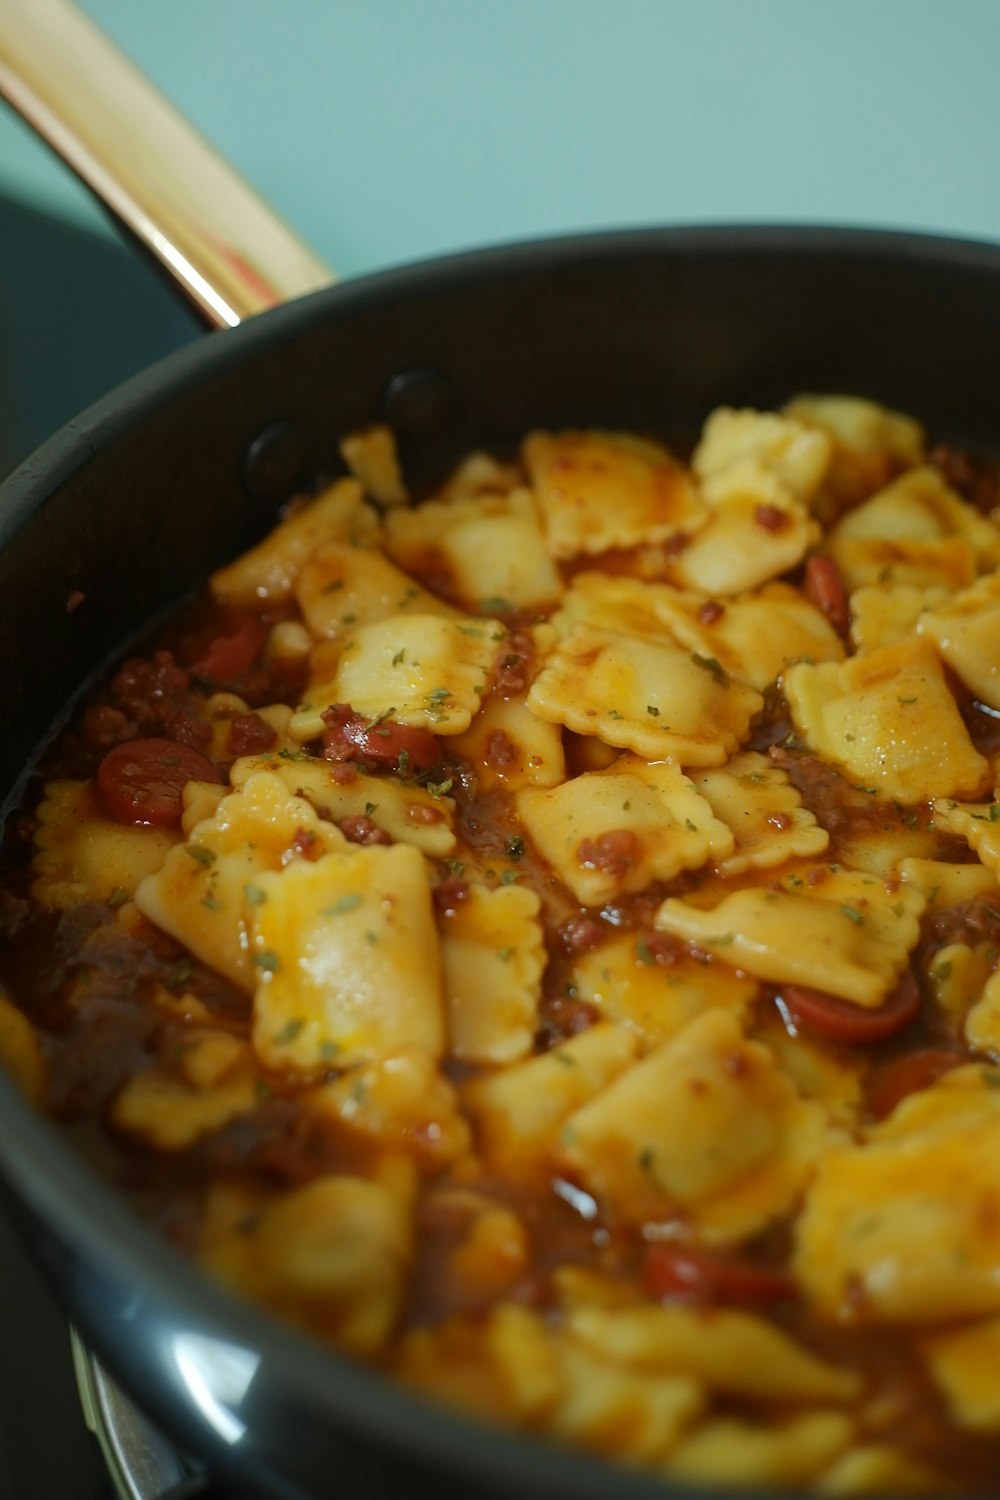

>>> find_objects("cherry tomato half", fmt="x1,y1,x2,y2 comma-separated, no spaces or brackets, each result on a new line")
97,737,222,826
643,1245,797,1309
866,1047,965,1120
322,704,440,774
778,970,921,1044
190,612,266,686
803,555,850,636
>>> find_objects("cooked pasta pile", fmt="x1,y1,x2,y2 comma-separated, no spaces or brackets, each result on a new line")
5,396,1000,1490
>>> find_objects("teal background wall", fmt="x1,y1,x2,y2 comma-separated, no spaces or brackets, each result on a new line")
4,0,1000,280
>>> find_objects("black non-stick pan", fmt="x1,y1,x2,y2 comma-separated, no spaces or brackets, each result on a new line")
2,7,1000,1500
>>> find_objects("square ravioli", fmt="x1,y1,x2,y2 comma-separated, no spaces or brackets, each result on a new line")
828,467,1000,591
653,581,844,691
784,636,989,804
382,488,562,611
784,394,925,513
522,428,706,560
517,754,733,906
794,1067,1000,1323
528,622,762,767
571,933,758,1048
290,611,506,739
439,884,546,1063
250,841,444,1073
917,571,1000,710
31,779,178,909
557,1010,835,1243
230,752,457,858
691,406,832,506
669,491,820,596
688,751,829,875
211,478,377,607
134,771,347,991
656,865,925,1007
296,538,450,640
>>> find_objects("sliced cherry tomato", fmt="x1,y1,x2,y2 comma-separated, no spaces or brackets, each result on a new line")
778,970,921,1044
866,1047,965,1120
97,737,222,826
803,555,850,636
643,1245,797,1309
322,704,440,774
190,612,266,686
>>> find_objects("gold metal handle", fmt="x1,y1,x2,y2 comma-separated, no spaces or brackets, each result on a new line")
0,0,336,328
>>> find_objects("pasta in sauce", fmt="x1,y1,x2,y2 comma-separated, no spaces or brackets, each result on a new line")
4,397,1000,1491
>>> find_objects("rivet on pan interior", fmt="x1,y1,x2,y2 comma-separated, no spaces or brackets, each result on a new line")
242,420,308,502
381,367,457,436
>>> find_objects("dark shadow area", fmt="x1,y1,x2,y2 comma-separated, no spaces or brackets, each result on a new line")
0,193,202,480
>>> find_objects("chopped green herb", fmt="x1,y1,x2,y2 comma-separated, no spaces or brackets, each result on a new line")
425,776,453,797
244,883,268,906
840,905,864,924
931,960,952,983
253,950,281,974
500,868,519,885
897,696,917,705
392,648,406,667
636,938,654,966
321,578,344,594
990,804,1000,823
184,844,216,868
275,1017,304,1045
200,894,223,912
479,596,513,613
646,704,660,717
497,947,513,962
324,892,363,916
427,687,451,702
553,1052,576,1068
691,652,729,686
364,802,378,818
685,818,697,831
106,886,129,910
445,859,466,877
506,835,524,860
169,960,193,988
319,1040,340,1062
608,709,624,720
637,1147,656,1172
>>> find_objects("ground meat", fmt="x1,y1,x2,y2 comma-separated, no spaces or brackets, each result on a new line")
227,713,277,757
559,914,605,954
111,651,192,731
755,504,789,532
433,875,470,916
338,814,393,847
492,631,535,699
768,745,887,838
536,994,599,1050
485,729,518,768
929,442,1000,516
165,710,213,750
577,829,640,877
79,702,132,749
927,894,1000,949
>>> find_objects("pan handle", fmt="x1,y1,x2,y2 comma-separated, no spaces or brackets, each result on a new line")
0,0,336,329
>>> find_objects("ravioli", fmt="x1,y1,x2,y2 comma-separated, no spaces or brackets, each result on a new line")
784,637,989,804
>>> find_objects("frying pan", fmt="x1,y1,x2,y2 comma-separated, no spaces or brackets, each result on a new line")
3,7,1000,1499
